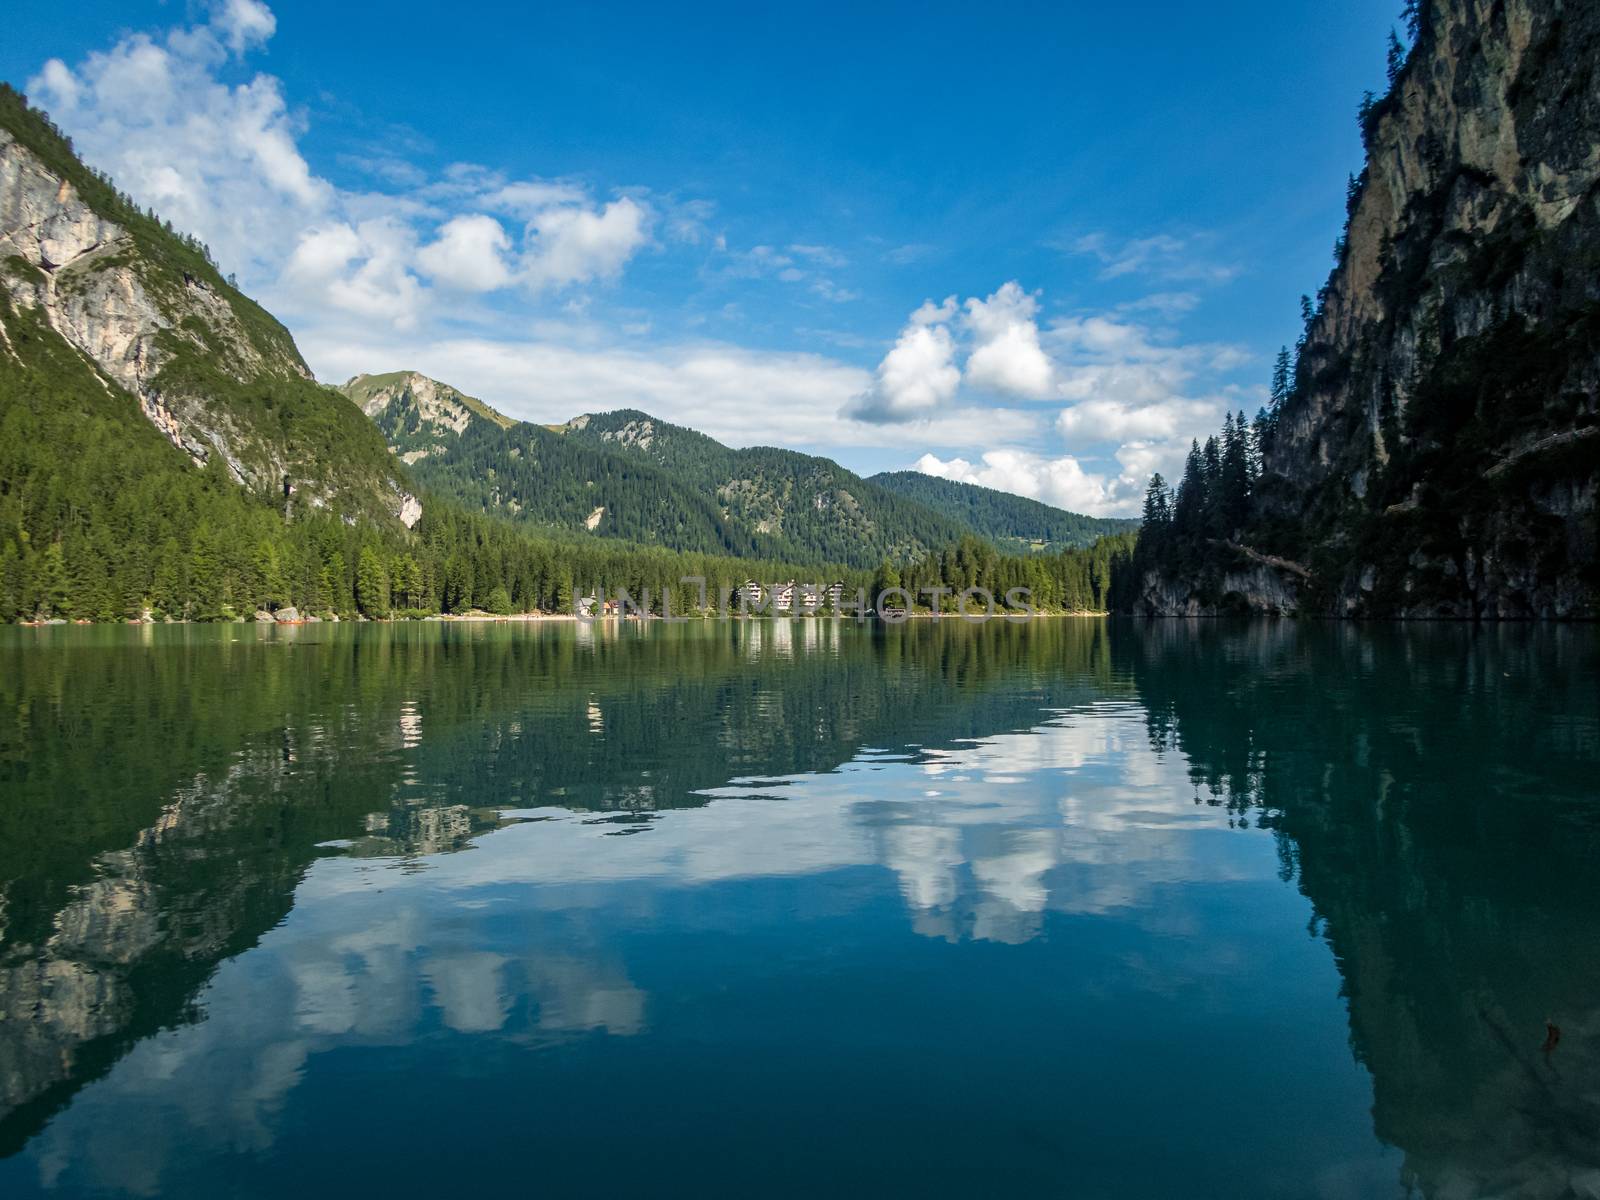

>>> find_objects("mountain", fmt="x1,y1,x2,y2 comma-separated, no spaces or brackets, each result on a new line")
867,470,1137,552
344,385,1049,568
0,85,415,529
0,85,856,625
559,410,985,565
1129,0,1600,618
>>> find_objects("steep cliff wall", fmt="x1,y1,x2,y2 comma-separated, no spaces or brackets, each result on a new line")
0,94,418,528
1139,0,1600,618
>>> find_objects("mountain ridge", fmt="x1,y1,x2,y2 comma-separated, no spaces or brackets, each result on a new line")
867,470,1137,552
342,374,1124,568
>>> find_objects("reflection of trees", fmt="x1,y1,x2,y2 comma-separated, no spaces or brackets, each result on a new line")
0,618,1121,1152
1122,620,1600,1197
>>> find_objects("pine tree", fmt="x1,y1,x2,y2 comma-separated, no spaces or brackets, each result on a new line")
486,584,513,615
1142,474,1171,527
189,524,225,619
1402,0,1422,40
1387,29,1406,86
38,541,69,619
1219,412,1253,536
1172,441,1208,538
1271,347,1292,410
0,539,23,623
871,559,901,601
356,545,391,616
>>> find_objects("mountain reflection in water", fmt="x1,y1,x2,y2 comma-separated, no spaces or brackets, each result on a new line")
0,619,1595,1198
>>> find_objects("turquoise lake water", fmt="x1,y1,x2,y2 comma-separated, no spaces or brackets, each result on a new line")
1,618,1596,1197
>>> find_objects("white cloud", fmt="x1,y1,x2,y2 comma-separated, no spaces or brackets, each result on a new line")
28,16,330,284
962,282,1054,399
521,197,650,291
213,0,277,53
484,180,589,216
416,214,514,292
1069,231,1239,285
1046,313,1237,447
284,218,425,328
1056,396,1219,442
915,450,1124,517
28,3,655,331
844,297,961,423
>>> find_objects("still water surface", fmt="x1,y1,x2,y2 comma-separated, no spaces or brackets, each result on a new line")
0,619,1596,1198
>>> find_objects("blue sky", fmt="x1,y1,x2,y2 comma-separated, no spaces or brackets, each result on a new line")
2,0,1398,513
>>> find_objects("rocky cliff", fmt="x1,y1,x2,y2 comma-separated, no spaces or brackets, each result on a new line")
0,88,418,528
1138,0,1600,618
341,371,514,466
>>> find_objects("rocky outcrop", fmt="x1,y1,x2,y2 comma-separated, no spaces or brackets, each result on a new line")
1145,0,1600,618
0,104,417,529
1132,562,1303,617
1,128,303,476
342,371,512,450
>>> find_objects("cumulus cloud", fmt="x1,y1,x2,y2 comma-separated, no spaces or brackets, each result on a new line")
28,2,655,331
28,11,329,283
963,282,1054,399
416,214,514,292
869,288,1256,515
213,0,277,53
520,197,650,291
847,282,1058,424
844,297,961,422
1047,313,1235,436
284,218,424,328
915,450,1122,517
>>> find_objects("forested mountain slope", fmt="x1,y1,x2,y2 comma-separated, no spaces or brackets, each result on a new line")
868,470,1136,552
0,84,414,529
562,410,983,566
346,385,1029,568
0,85,845,623
1126,0,1600,618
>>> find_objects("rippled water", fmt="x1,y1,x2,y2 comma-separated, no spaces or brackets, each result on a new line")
1,619,1596,1198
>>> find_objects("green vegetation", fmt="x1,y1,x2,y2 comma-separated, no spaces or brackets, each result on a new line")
363,391,1081,569
0,83,1137,625
868,470,1136,552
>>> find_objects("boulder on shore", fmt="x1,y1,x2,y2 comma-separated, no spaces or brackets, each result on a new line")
274,607,300,623
253,610,274,623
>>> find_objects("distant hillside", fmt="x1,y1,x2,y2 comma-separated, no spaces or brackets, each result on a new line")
560,410,982,565
345,387,991,568
868,471,1136,552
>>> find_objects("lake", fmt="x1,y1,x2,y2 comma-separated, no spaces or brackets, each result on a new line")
1,619,1597,1198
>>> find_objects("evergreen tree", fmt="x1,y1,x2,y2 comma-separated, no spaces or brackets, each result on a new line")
1386,29,1406,86
1402,0,1422,40
38,542,69,619
1142,474,1172,528
1270,347,1292,409
871,559,901,601
0,539,23,623
1172,441,1208,538
1219,412,1253,536
356,545,391,616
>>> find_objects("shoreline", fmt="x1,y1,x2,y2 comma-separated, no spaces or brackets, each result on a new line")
14,609,1113,628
